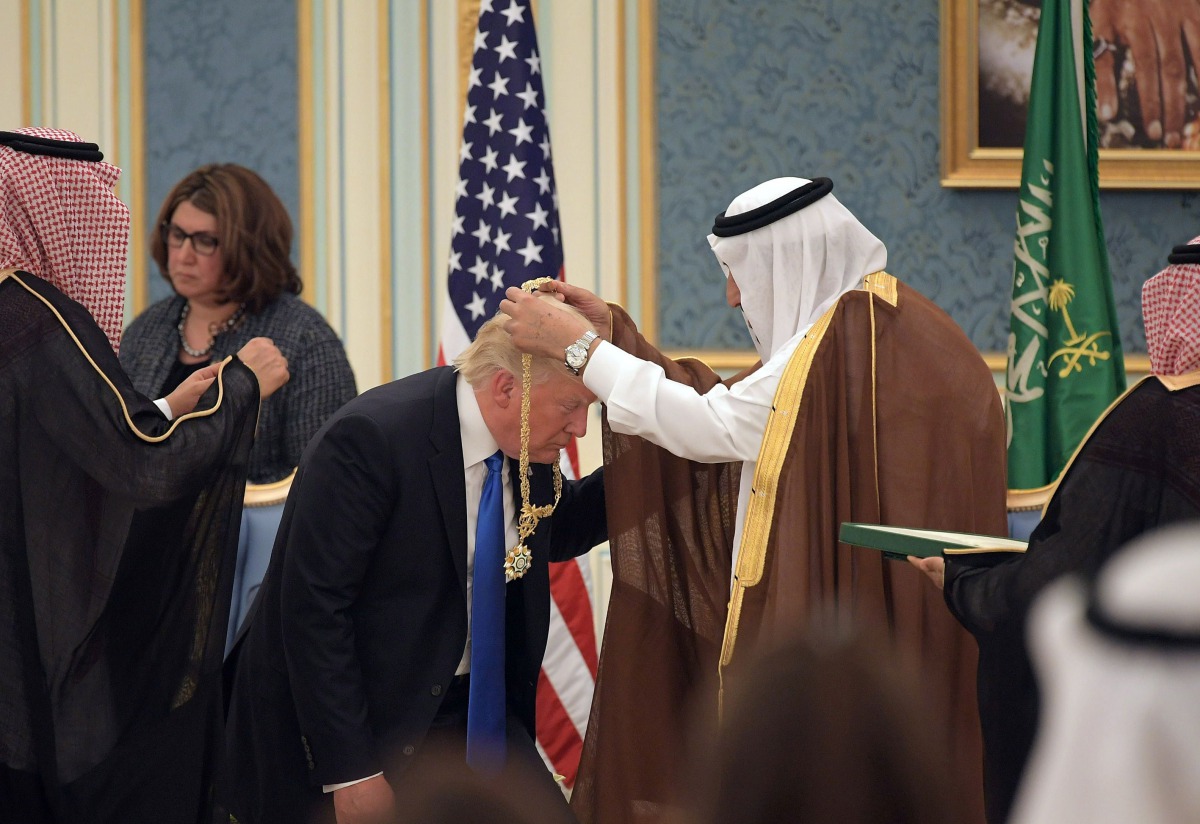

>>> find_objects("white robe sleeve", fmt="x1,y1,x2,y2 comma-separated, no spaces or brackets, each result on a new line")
582,337,797,464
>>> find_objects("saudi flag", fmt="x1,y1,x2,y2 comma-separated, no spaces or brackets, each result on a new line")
1005,0,1125,490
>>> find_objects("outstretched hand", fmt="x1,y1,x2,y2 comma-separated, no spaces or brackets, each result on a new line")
499,286,595,361
535,280,612,341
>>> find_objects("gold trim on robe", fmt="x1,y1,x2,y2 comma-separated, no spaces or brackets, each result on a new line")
5,270,249,443
719,271,893,677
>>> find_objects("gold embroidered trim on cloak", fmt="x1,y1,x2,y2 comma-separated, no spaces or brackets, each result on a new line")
1026,376,1149,516
1158,370,1200,391
863,271,893,510
6,270,252,443
718,272,892,713
7,269,245,709
862,271,898,307
718,300,837,672
868,284,880,509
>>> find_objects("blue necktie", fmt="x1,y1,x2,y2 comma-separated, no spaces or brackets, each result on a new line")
466,450,507,771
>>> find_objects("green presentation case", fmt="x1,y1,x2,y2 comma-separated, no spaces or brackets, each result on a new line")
839,522,1028,561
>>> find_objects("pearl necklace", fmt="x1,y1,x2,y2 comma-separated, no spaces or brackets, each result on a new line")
178,302,246,358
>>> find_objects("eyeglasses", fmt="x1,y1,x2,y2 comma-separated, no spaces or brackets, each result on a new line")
162,222,220,256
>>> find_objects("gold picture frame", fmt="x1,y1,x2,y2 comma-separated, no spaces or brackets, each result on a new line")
940,0,1200,189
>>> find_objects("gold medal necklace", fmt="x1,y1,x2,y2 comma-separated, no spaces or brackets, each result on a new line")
504,277,562,581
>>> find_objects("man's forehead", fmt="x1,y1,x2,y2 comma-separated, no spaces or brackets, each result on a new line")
538,371,594,402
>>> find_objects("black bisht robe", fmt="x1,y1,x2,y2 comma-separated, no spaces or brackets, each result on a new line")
945,375,1200,824
0,271,260,823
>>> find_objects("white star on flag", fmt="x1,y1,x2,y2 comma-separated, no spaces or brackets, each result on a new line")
516,83,538,110
471,220,492,248
509,118,534,146
517,237,543,265
468,258,490,284
494,228,512,253
497,192,519,218
475,182,497,209
483,109,504,136
487,72,509,97
495,35,518,62
500,0,526,26
502,155,527,182
465,291,488,319
525,202,549,230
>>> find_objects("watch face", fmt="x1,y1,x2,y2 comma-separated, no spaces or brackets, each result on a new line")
565,344,587,369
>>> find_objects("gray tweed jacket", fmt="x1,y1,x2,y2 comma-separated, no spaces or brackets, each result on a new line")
121,293,357,483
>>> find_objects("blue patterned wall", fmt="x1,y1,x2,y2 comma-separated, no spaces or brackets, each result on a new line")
655,0,1200,353
143,0,299,304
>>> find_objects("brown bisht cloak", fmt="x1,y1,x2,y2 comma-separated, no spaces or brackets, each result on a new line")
573,273,1006,824
0,271,260,823
945,372,1200,824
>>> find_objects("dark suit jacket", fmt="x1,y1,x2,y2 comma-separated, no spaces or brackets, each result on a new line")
220,366,606,823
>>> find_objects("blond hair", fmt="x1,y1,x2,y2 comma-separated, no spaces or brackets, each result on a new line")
454,294,589,388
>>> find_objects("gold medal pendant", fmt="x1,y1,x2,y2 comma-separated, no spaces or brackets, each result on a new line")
504,543,533,582
502,277,564,585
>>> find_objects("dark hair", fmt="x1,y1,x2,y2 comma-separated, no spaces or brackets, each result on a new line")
685,632,965,824
150,163,302,312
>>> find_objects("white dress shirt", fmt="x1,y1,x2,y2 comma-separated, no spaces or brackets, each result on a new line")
454,371,520,675
324,373,517,793
581,329,806,577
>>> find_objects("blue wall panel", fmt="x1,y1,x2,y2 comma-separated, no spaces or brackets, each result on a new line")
655,0,1200,353
143,0,299,304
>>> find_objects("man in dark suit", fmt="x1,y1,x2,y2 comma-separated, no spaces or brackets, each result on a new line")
219,307,606,824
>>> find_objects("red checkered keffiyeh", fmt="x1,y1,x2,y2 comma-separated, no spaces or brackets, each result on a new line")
1143,234,1200,376
0,127,129,351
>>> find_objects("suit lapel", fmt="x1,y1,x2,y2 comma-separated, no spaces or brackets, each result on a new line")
428,367,469,597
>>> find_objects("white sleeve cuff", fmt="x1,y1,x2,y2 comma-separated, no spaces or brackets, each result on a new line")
323,772,384,793
153,397,174,420
581,340,626,402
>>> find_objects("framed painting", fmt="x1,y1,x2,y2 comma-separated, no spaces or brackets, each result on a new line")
940,0,1200,189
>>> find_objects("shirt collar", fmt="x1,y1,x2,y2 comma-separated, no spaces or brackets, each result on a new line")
456,372,502,469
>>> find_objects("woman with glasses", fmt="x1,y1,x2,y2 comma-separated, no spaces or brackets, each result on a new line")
121,164,356,647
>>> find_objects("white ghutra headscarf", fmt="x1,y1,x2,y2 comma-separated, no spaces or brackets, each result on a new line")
707,176,887,362
1011,523,1200,824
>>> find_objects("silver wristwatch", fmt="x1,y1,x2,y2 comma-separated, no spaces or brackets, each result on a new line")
565,330,599,375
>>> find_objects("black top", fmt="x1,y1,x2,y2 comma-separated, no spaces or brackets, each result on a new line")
0,271,260,823
945,377,1200,824
121,292,357,483
161,357,212,400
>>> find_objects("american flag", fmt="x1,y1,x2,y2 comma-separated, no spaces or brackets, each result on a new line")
437,0,598,790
